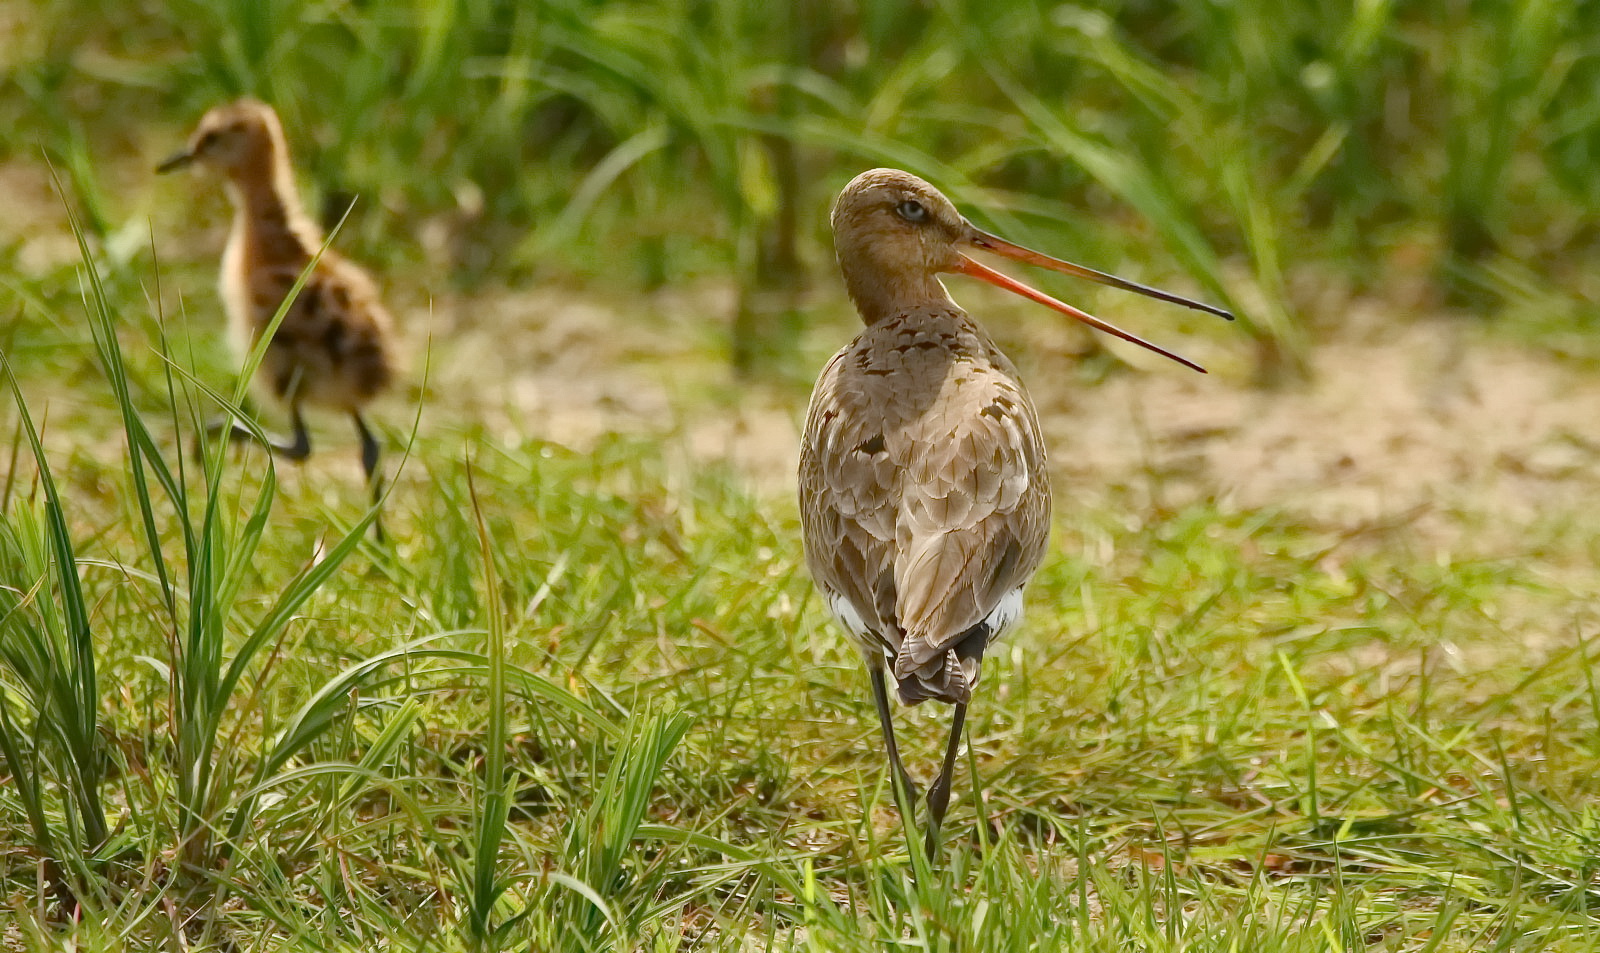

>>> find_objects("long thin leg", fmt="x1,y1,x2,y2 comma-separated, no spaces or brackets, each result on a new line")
870,666,919,810
276,406,312,460
198,407,311,462
353,413,382,500
923,701,968,861
353,412,385,542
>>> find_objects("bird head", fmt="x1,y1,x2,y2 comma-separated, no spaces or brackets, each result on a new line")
156,98,286,179
831,168,1232,373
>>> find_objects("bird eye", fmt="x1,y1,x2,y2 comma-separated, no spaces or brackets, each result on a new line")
894,200,929,224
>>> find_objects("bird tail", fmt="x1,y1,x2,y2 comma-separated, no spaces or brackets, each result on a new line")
892,621,991,706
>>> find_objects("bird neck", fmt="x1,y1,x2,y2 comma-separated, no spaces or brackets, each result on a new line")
840,261,958,325
224,145,322,264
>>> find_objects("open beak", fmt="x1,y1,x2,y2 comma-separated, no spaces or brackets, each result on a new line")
155,150,194,174
957,228,1233,374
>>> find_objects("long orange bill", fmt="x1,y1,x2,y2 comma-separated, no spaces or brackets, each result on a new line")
971,230,1234,321
955,253,1207,374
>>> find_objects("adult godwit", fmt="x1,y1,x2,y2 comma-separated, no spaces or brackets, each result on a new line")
799,169,1230,859
158,98,396,507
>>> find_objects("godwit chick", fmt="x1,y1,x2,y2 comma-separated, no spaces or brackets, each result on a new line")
800,169,1231,859
157,98,396,504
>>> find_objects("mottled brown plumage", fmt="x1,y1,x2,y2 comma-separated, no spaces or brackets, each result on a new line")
801,168,1229,859
158,98,395,500
801,305,1050,706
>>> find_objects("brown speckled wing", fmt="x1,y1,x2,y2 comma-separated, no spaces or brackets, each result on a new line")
250,254,396,409
800,346,901,659
799,309,1051,700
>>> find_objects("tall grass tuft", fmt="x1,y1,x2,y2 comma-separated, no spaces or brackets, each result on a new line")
458,460,521,948
544,708,692,951
0,179,392,914
0,352,109,913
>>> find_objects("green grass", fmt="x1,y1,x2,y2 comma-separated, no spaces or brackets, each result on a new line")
5,211,1600,948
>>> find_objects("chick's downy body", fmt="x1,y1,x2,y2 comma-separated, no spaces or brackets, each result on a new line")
181,98,396,413
160,98,397,500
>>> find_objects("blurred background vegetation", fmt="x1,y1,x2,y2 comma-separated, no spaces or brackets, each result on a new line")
5,0,1600,380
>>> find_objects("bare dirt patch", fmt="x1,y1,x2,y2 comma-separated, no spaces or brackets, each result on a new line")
1038,307,1600,534
417,285,1600,551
